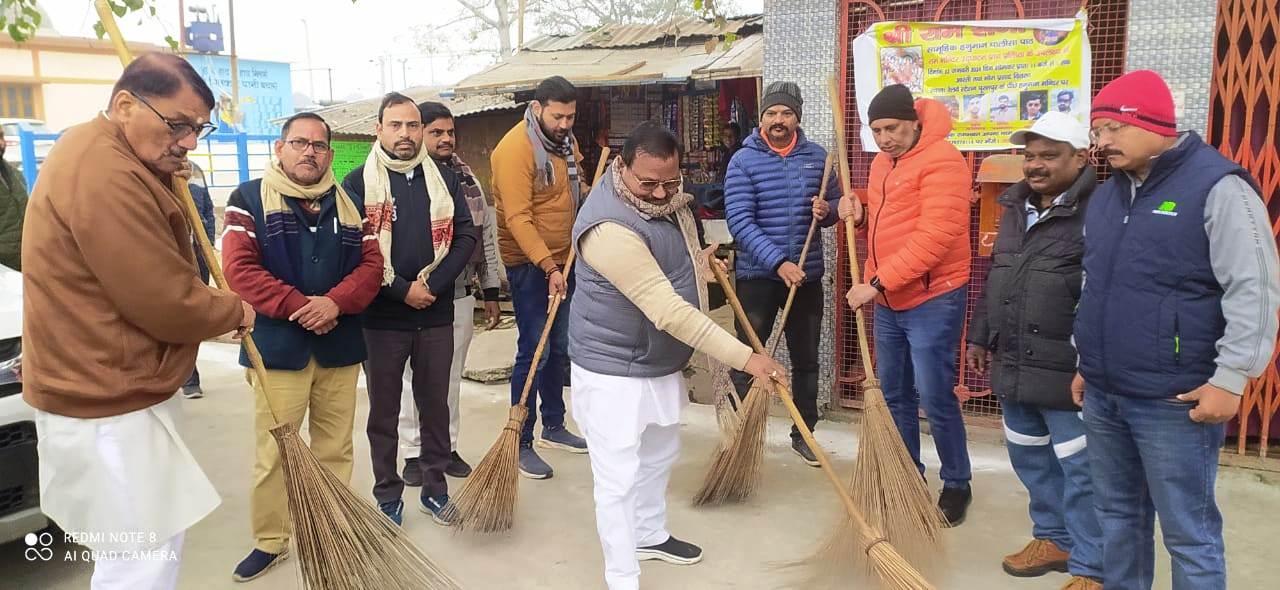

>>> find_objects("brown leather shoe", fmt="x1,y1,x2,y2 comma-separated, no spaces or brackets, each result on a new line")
1060,575,1103,589
1002,538,1070,577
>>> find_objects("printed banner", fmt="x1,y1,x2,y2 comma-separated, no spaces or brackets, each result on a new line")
852,13,1091,151
330,140,372,184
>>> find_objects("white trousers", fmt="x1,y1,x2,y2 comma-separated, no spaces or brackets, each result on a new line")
89,532,184,590
400,295,474,456
571,363,686,590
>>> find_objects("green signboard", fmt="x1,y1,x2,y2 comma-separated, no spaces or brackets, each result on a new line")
330,140,372,183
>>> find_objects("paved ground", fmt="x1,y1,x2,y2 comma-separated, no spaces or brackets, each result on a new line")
4,328,1279,589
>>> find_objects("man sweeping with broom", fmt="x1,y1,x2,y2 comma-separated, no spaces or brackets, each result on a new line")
22,53,252,589
570,122,786,590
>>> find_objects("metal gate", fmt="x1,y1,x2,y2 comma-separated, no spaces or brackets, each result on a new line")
1209,0,1280,458
832,0,1131,425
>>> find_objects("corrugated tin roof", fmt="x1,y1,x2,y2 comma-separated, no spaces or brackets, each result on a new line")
452,32,762,95
298,87,521,136
524,14,762,52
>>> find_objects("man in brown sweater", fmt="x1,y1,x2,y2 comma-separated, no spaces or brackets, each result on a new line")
22,53,251,589
490,75,588,479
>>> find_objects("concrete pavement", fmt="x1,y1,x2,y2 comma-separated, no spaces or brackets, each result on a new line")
4,327,1278,589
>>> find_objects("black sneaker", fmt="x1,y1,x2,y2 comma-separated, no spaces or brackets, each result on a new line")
791,438,820,468
445,451,472,478
182,385,204,399
232,548,289,582
938,484,972,527
637,536,703,565
402,458,423,487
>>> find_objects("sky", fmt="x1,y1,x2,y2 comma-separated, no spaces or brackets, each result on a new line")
41,0,763,104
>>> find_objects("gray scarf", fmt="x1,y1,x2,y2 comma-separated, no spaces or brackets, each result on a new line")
524,103,580,206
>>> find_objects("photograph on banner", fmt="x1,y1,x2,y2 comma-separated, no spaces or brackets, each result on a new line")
852,12,1091,151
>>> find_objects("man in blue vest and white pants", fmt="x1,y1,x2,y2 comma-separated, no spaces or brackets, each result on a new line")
569,122,785,590
1075,70,1280,590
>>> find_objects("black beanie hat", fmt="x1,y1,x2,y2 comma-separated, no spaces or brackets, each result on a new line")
761,81,803,121
867,84,918,123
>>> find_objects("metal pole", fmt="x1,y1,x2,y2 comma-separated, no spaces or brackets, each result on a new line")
517,0,526,52
399,58,408,89
228,0,240,127
301,19,315,102
327,68,334,104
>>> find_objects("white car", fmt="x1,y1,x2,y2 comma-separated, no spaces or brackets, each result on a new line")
0,263,45,545
1,119,55,175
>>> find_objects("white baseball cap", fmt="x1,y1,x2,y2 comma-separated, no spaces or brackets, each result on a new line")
1009,111,1090,149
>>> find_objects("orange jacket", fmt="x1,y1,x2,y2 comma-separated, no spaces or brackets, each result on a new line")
864,98,972,310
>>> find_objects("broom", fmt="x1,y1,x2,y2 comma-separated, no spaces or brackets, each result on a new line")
711,263,934,590
445,148,611,533
693,154,832,506
800,76,944,581
92,4,460,588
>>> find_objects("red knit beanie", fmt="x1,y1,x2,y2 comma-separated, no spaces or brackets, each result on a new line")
1091,70,1177,137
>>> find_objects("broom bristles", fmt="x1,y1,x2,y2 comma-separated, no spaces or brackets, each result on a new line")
442,405,528,533
850,385,946,562
271,424,460,589
786,385,944,587
693,381,769,505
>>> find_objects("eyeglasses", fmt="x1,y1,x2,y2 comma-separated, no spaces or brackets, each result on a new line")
635,178,682,194
130,91,217,140
1089,122,1130,143
286,138,332,154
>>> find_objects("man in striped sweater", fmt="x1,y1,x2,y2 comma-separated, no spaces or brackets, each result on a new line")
222,112,383,582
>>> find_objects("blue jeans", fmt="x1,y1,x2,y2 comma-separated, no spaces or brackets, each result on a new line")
873,287,971,488
508,263,570,445
1001,399,1102,578
1083,388,1226,590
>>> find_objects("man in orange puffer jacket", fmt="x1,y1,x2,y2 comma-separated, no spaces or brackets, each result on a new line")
842,84,975,526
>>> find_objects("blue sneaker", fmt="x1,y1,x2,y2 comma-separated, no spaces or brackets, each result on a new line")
419,493,455,526
519,444,554,480
538,425,588,454
379,499,404,526
232,548,289,582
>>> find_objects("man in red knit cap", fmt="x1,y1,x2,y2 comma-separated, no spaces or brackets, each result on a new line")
1074,70,1279,590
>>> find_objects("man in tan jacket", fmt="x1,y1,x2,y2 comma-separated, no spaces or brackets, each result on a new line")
22,53,252,589
490,75,588,479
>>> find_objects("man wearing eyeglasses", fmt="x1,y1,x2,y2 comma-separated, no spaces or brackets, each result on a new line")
22,53,252,589
1075,70,1279,590
222,112,384,582
723,81,843,467
570,122,787,590
342,92,478,528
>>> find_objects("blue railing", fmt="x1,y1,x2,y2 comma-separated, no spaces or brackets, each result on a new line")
17,129,278,193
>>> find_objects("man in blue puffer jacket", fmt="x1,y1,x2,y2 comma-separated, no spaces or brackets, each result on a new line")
725,81,845,466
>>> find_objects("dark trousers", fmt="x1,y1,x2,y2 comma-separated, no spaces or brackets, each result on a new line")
186,261,212,388
730,278,823,440
507,263,571,445
364,325,453,500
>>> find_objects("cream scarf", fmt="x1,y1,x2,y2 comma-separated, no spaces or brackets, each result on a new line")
363,144,454,286
261,160,362,227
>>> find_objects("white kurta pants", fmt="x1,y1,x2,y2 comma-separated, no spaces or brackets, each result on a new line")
399,294,474,456
571,362,686,590
35,395,217,590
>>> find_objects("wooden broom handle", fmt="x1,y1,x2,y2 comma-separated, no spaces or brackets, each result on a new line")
766,153,833,356
514,148,610,406
711,262,888,544
93,0,279,417
828,75,877,380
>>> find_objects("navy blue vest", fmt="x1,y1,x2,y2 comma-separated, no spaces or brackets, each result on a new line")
1074,132,1252,398
236,180,367,371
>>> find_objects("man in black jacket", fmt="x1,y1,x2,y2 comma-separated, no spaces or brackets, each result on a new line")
342,93,478,527
966,112,1102,590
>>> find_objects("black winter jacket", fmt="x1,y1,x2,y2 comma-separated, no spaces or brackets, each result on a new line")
968,166,1095,410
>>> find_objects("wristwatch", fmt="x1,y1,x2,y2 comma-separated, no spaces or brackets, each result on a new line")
869,276,885,293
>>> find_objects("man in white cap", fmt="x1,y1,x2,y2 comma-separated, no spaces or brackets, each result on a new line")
965,111,1102,590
